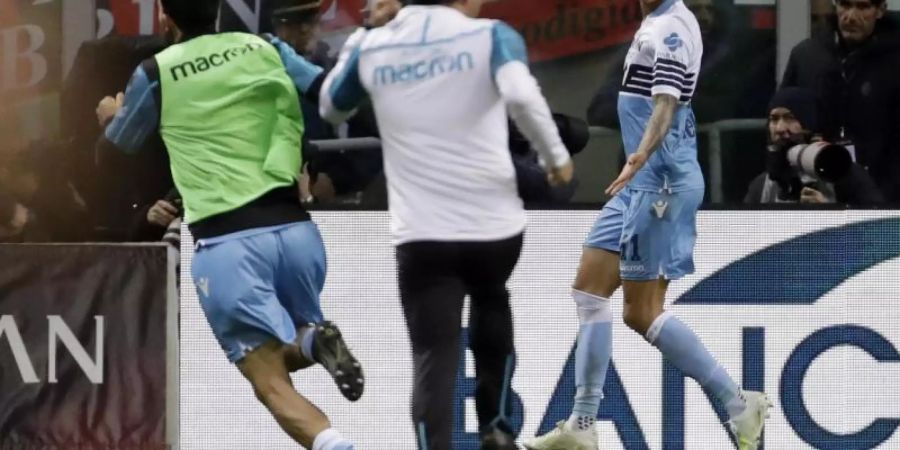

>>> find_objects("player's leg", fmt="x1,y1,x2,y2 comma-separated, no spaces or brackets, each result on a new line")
276,222,364,401
238,340,344,449
566,191,627,432
191,228,354,449
398,240,467,450
525,194,627,450
461,233,523,450
621,190,770,449
568,247,620,426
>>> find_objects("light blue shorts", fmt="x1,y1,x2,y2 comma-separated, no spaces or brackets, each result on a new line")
584,188,703,281
191,221,326,363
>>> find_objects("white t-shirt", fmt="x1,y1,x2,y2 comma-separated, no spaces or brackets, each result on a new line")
321,5,569,245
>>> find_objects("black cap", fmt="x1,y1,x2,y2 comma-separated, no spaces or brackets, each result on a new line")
272,0,321,24
768,87,819,134
160,0,220,33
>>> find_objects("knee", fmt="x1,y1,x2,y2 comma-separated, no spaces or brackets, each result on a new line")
572,290,612,324
622,305,655,336
572,278,617,299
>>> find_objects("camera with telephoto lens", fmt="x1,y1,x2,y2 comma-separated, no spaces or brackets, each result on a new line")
785,141,852,182
767,139,852,201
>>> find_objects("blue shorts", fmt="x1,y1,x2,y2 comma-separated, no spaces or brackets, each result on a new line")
584,188,703,281
191,221,326,363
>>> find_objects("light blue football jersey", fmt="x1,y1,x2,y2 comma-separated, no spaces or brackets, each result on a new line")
617,0,705,193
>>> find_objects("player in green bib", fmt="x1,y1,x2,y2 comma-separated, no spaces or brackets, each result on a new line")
97,1,362,448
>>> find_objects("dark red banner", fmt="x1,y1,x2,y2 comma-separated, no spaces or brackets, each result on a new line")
315,0,642,62
483,0,642,62
0,244,170,449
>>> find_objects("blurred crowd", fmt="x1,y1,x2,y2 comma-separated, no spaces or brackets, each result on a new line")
1,0,899,244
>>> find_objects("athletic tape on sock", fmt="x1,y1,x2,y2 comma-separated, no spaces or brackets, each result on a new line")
645,311,674,344
572,289,612,324
313,428,351,450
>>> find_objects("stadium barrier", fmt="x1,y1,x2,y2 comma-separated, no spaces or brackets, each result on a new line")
590,118,768,203
180,210,900,449
0,244,179,450
311,119,770,204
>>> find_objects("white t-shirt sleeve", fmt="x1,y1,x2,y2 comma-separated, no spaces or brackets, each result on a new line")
492,22,569,169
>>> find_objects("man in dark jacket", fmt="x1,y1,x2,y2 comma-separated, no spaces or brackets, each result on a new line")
66,32,174,240
781,0,900,202
745,87,884,205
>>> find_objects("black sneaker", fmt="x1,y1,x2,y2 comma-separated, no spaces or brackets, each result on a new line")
481,426,518,450
311,321,365,402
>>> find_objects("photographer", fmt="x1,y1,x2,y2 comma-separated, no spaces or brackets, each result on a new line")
781,0,900,202
745,87,884,205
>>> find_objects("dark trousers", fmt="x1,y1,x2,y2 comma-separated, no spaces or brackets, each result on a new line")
397,233,524,450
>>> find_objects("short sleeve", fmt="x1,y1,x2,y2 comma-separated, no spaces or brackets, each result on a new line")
648,23,694,99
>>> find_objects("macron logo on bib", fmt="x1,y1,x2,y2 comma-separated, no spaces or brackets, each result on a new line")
169,42,265,82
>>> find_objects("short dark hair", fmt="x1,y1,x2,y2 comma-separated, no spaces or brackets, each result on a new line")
160,0,220,33
407,0,455,5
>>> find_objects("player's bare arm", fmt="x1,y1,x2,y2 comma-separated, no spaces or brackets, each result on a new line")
606,93,678,195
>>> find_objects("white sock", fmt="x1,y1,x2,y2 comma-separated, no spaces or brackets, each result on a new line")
312,428,354,450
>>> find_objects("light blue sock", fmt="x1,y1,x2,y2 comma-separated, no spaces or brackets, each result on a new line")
299,326,316,362
646,312,746,418
567,290,613,430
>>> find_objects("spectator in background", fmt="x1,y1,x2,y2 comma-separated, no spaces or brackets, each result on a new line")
0,140,92,242
812,0,837,36
127,188,183,244
272,0,334,70
272,0,383,204
510,114,589,204
781,0,900,202
271,0,338,141
745,87,884,204
363,0,404,27
0,188,29,242
66,3,174,241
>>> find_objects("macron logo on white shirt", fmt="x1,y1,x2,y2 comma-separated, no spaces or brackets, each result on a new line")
372,51,475,86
